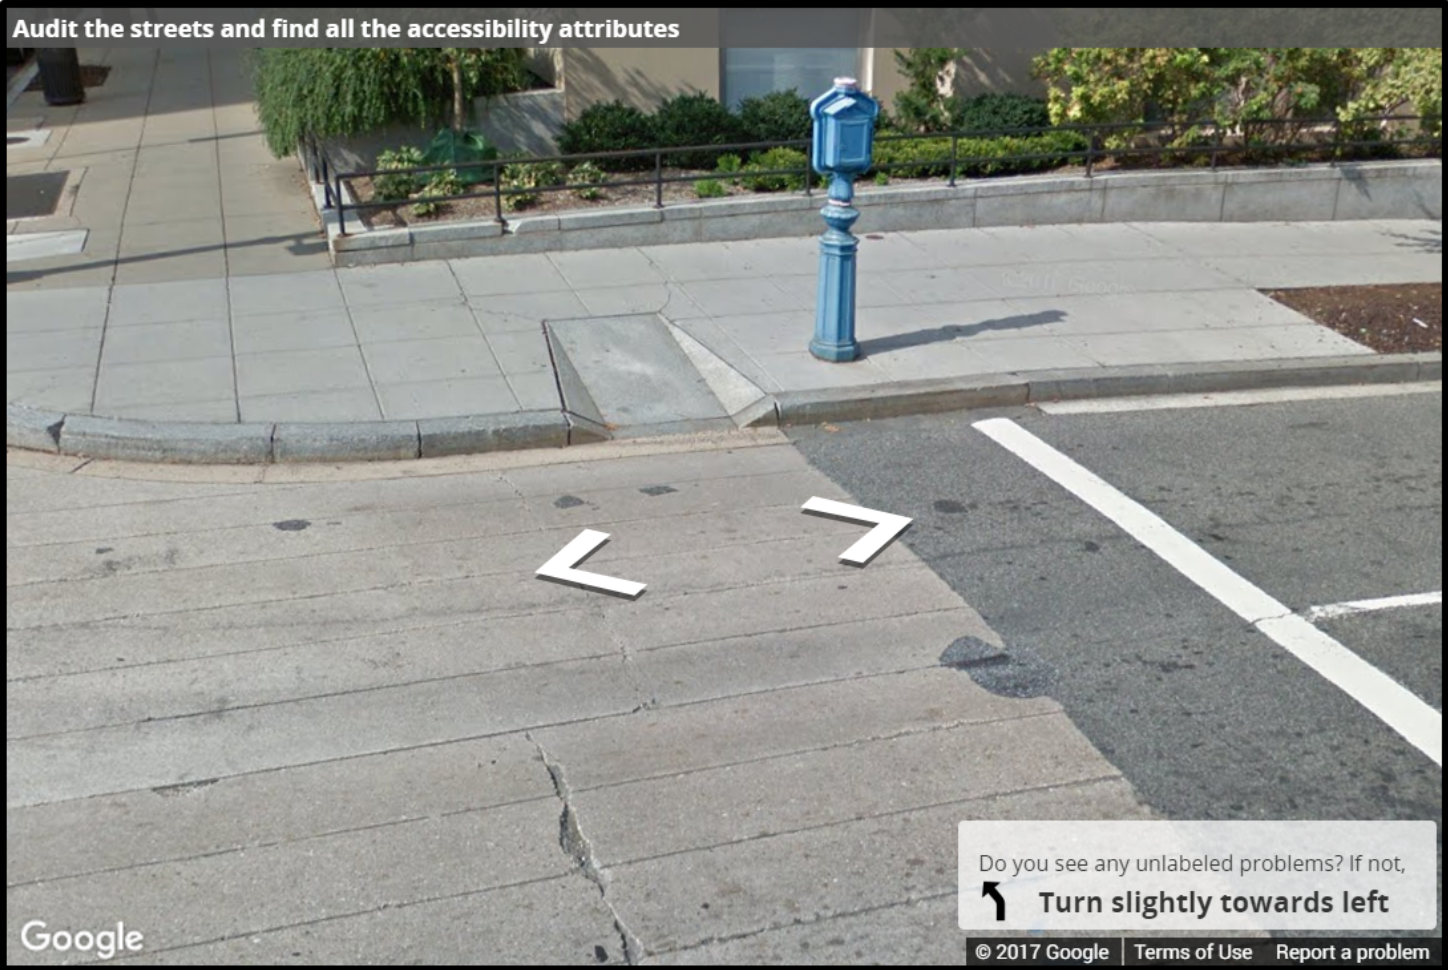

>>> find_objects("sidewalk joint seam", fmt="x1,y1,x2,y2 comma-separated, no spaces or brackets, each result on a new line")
650,887,957,959
5,554,931,632
595,770,1126,873
9,869,584,953
5,791,559,888
561,707,1066,799
5,501,878,589
7,604,973,689
3,454,799,528
209,48,243,423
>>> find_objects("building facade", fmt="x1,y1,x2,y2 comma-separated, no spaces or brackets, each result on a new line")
530,44,1046,123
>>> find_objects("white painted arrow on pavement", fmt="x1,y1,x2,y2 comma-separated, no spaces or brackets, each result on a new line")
536,529,647,599
802,497,913,567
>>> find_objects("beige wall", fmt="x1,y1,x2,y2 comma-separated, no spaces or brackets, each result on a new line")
868,49,1048,111
559,48,721,121
553,48,1051,123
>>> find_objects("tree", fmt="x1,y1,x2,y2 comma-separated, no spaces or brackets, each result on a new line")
1031,47,1444,149
891,48,964,134
1339,48,1442,136
252,47,528,158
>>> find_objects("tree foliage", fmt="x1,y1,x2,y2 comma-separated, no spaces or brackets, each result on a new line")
891,48,964,133
1031,47,1443,147
252,48,528,158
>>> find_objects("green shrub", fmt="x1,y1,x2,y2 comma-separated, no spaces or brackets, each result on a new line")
557,100,656,172
871,130,1088,180
956,131,1090,177
950,93,1052,135
567,161,607,200
713,153,744,188
871,137,954,178
501,159,565,211
737,89,812,146
410,168,463,217
374,146,426,202
874,171,891,186
741,147,809,192
694,178,727,199
652,92,747,168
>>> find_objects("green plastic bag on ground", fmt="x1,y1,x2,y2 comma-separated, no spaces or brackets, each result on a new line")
423,128,499,186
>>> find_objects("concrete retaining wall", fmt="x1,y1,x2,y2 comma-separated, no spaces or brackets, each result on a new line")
321,88,566,173
326,159,1442,267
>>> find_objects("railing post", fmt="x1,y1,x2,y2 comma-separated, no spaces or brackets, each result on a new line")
654,150,664,209
949,134,959,187
1211,124,1223,171
1085,131,1099,178
493,160,505,224
336,177,346,235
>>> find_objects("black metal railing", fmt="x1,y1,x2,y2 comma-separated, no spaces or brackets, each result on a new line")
305,115,1440,235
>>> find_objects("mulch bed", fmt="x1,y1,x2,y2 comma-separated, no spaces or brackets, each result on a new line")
1264,283,1442,354
26,64,111,92
352,168,770,231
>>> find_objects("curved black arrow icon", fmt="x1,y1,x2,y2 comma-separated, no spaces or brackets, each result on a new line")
983,881,1006,921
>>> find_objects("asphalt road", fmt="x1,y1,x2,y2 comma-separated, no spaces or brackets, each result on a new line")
789,388,1442,935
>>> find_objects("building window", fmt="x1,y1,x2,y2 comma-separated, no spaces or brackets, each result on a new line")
721,48,861,108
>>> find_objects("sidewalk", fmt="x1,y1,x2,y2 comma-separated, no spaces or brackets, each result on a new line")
6,47,325,288
7,49,1443,460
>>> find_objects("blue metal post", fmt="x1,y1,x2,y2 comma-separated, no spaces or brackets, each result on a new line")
808,77,878,363
811,173,861,362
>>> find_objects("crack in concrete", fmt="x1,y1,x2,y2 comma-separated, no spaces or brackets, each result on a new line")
529,733,644,965
598,605,658,712
654,886,960,958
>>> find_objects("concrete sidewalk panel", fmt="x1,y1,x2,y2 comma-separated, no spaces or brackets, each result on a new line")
575,713,1118,865
534,664,1049,793
9,608,621,739
6,732,555,884
127,876,622,965
6,285,110,332
7,654,642,807
606,780,1150,958
4,800,572,958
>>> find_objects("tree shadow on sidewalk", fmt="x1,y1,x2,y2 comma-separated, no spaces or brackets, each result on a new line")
7,233,328,285
858,308,1066,355
1383,227,1442,255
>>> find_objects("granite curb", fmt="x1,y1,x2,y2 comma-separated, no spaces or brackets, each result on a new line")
7,353,1441,464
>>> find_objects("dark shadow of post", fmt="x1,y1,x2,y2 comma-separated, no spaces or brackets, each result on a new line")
858,309,1067,356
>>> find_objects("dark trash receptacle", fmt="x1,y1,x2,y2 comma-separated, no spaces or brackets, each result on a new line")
37,48,85,106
